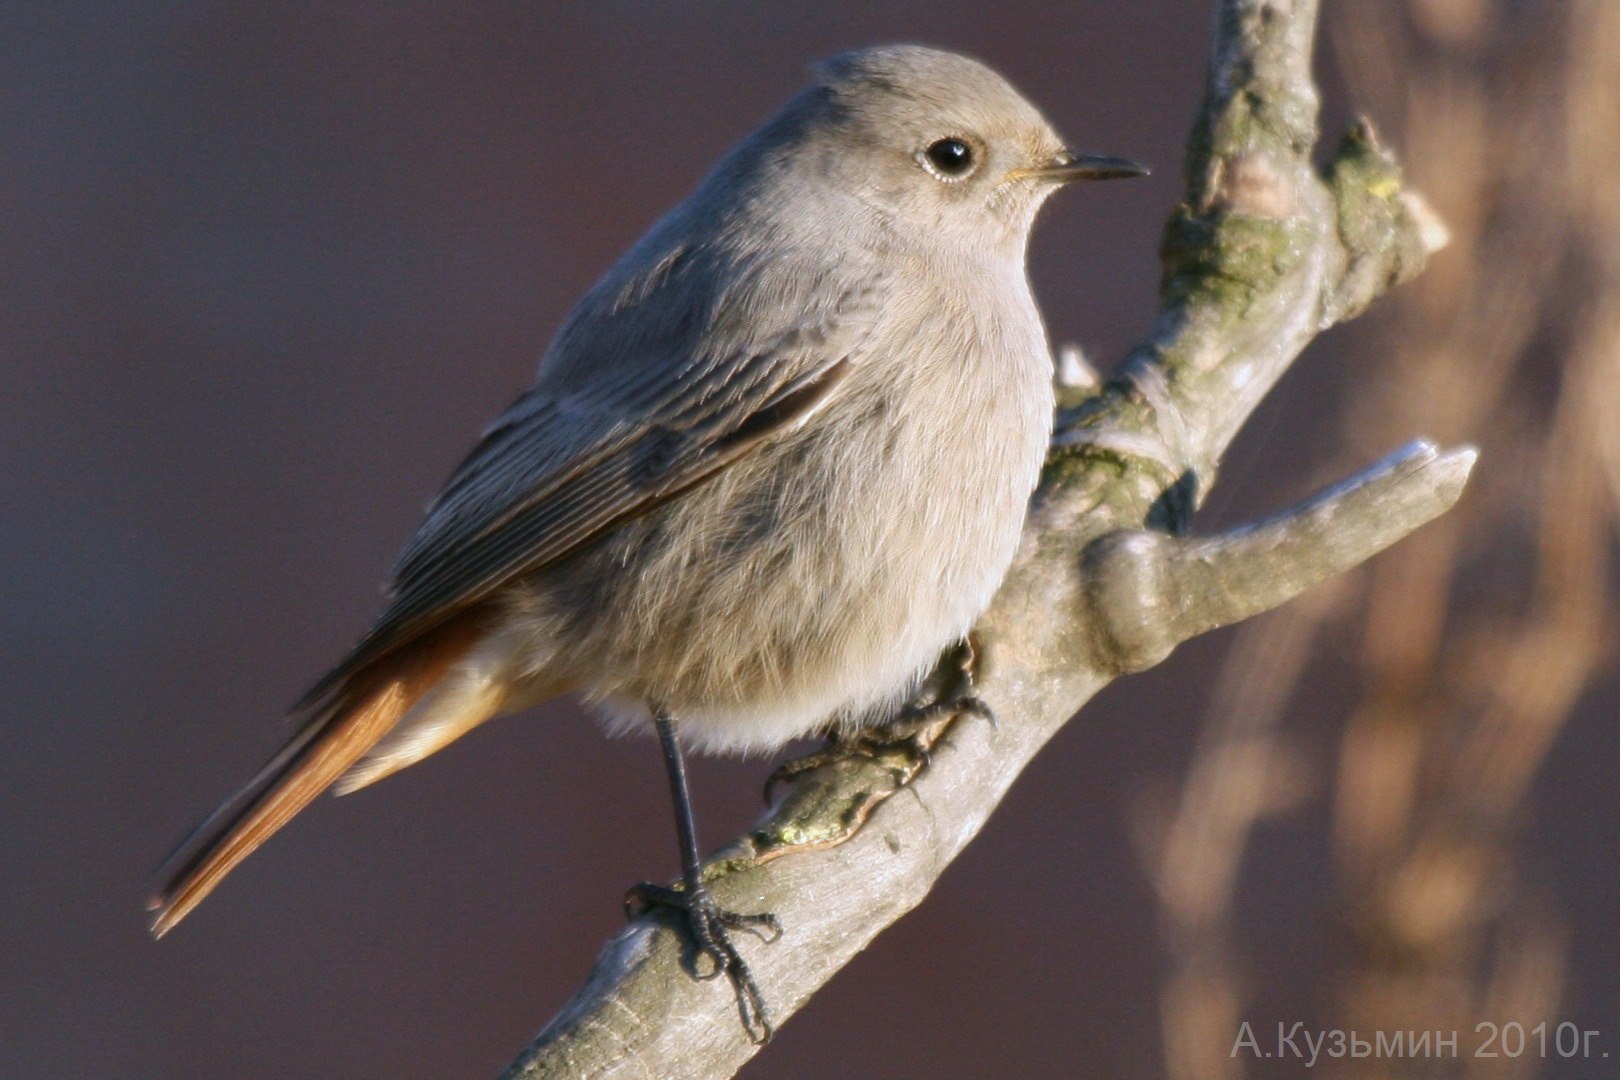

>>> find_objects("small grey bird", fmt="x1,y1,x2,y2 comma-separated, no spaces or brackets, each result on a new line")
151,44,1144,1036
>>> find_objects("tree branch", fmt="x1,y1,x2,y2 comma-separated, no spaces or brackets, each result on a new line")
1080,440,1476,674
500,3,1470,1076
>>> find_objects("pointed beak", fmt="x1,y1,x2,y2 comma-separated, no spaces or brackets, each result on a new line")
1015,151,1150,184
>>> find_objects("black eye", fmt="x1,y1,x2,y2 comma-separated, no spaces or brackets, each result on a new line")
922,137,975,178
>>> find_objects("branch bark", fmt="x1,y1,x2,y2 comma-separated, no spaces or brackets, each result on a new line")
501,3,1468,1076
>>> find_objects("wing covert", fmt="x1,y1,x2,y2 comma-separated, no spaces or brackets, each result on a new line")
297,251,884,708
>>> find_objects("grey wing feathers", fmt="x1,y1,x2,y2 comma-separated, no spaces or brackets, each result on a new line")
296,248,884,709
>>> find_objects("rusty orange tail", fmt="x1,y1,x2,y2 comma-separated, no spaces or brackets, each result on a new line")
148,612,487,937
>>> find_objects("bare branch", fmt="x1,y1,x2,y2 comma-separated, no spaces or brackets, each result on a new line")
499,3,1472,1076
1081,441,1476,674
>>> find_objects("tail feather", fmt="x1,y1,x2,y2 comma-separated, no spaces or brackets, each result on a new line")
332,671,507,796
148,612,486,937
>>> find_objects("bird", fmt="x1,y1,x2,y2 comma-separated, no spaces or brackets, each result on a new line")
149,43,1145,1038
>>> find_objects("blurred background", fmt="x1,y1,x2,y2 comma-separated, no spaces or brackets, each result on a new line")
2,2,1614,1077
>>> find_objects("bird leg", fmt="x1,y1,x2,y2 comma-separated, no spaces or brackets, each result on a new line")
625,711,782,1043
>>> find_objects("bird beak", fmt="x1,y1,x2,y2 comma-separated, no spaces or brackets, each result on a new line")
1014,151,1150,184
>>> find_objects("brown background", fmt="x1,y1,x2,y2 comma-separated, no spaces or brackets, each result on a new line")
3,3,1614,1078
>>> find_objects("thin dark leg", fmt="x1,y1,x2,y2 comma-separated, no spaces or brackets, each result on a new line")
626,711,782,1042
655,713,705,889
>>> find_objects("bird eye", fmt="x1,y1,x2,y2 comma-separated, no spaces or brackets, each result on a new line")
921,137,976,180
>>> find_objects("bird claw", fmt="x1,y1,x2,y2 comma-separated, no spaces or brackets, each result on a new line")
624,880,780,1042
892,691,996,731
761,749,844,803
762,638,995,804
911,634,998,729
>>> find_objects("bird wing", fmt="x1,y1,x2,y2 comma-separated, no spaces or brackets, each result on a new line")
149,248,885,934
298,246,886,708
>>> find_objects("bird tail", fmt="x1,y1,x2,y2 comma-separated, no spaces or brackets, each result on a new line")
147,611,489,937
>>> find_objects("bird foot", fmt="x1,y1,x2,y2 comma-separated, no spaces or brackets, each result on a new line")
762,638,994,804
625,880,781,1042
897,633,997,730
